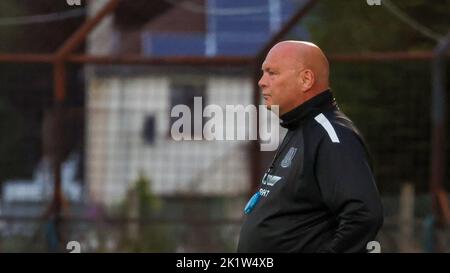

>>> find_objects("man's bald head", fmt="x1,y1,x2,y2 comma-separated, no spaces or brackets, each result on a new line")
267,41,330,93
259,40,330,115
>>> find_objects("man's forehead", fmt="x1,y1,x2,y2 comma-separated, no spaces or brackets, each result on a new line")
261,57,279,69
262,50,298,69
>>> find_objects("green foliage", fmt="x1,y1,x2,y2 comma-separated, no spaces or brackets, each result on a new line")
330,62,434,193
305,0,449,52
134,173,162,217
0,1,21,52
300,0,450,193
0,96,33,183
117,172,175,252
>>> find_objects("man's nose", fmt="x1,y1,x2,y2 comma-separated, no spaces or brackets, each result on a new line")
258,74,267,90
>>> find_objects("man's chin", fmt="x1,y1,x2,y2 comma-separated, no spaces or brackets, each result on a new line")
263,101,273,109
263,104,280,116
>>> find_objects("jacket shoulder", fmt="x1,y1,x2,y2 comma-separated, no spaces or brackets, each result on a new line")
307,110,361,145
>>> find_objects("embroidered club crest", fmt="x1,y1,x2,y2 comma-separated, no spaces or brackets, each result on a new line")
280,147,297,168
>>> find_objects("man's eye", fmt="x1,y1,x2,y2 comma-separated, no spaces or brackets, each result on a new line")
268,71,276,75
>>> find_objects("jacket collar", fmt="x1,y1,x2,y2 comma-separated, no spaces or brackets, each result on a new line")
280,89,336,129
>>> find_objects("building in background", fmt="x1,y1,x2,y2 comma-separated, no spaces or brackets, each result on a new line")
85,0,309,205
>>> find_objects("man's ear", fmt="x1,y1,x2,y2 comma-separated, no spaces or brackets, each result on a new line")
300,69,315,92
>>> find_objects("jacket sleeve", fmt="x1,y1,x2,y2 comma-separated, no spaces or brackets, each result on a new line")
314,126,384,253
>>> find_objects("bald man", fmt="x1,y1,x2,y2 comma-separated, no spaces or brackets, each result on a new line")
237,41,383,253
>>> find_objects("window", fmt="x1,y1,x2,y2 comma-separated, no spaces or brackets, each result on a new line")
169,81,206,140
142,115,156,145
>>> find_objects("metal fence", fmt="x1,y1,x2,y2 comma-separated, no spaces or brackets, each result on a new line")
0,0,449,253
0,60,448,253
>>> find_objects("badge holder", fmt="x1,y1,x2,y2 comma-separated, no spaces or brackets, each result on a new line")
243,191,261,214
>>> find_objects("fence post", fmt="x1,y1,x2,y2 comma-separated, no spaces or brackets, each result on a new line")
398,182,415,252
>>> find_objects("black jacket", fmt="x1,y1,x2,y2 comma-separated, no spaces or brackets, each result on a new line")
237,90,383,253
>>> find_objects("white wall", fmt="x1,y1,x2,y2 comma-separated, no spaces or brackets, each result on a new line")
86,75,253,206
87,0,117,55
